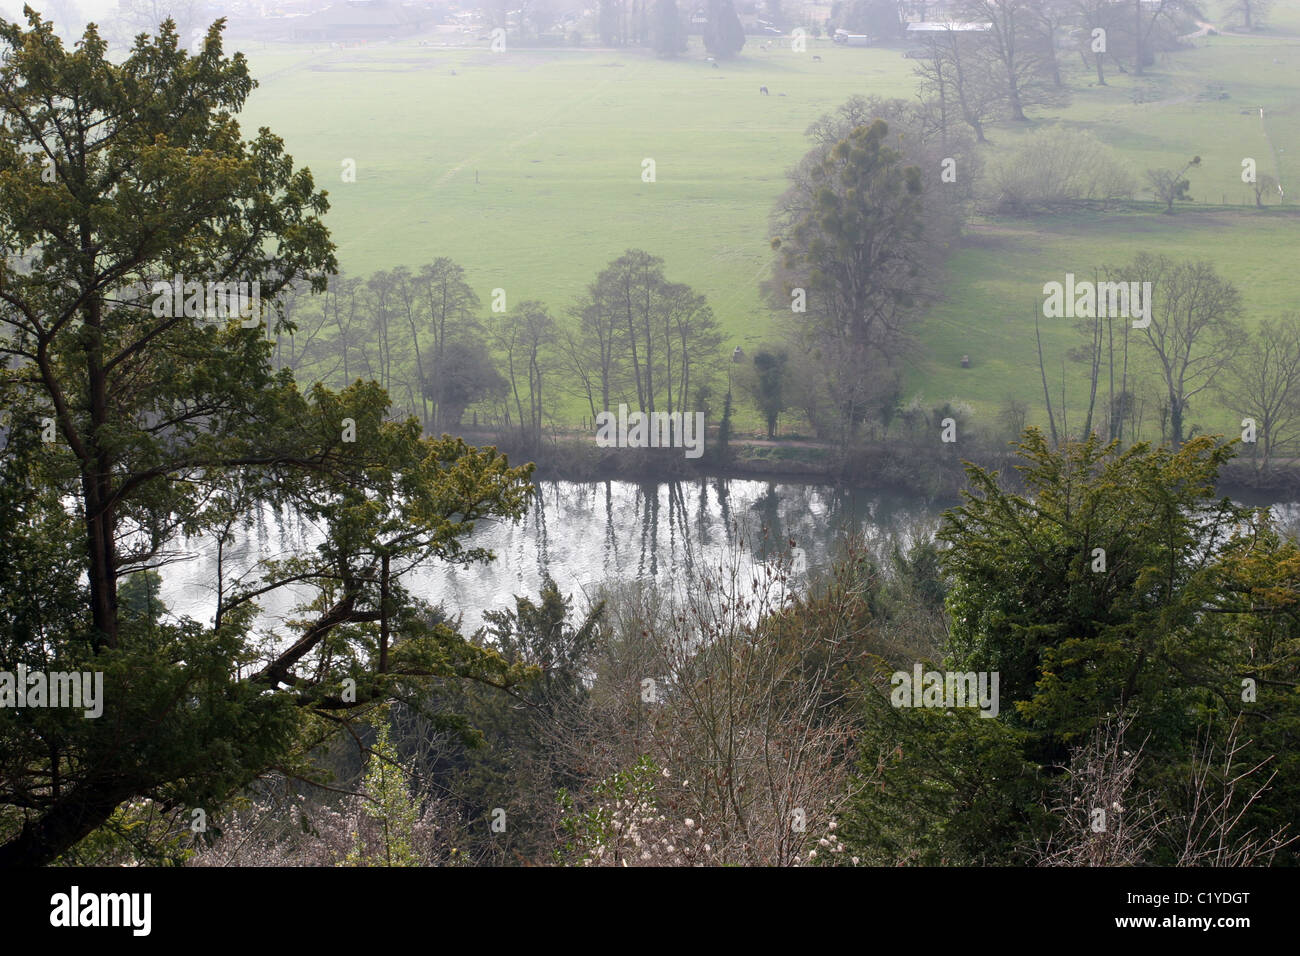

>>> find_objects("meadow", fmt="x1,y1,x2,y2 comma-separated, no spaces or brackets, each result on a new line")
234,21,1300,437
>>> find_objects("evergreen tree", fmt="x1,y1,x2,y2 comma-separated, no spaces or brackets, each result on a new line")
653,0,687,57
345,721,420,867
744,349,789,439
703,0,744,58
0,13,535,866
941,431,1248,754
598,0,622,45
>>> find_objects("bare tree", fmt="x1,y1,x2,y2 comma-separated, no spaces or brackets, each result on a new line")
364,270,399,395
1035,710,1294,866
416,259,481,432
564,280,626,422
661,550,864,865
1029,0,1076,88
1147,155,1201,213
115,1,214,45
1070,0,1129,85
1227,0,1272,32
1069,295,1105,440
656,280,722,415
494,300,557,451
565,251,719,422
1126,254,1243,447
956,0,1067,121
1131,0,1184,75
540,533,872,866
1035,712,1160,866
1172,715,1295,866
1252,171,1281,208
273,279,336,381
1217,315,1300,475
325,274,365,386
914,28,1003,143
389,266,430,428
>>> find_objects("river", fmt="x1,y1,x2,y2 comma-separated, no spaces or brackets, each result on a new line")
158,478,959,631
158,478,1300,632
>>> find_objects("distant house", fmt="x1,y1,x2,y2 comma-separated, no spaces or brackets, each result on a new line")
288,1,431,43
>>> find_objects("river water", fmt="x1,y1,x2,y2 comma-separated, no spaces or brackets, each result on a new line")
158,478,1300,633
158,479,958,631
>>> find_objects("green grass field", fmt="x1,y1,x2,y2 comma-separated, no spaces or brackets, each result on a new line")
233,27,1300,437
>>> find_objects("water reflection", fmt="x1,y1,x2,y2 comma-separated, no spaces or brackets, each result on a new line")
160,478,957,631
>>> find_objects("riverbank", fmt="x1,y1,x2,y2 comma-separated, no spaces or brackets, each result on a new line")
452,427,1010,496
448,427,1300,499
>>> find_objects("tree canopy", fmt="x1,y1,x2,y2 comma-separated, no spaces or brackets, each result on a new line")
0,13,534,865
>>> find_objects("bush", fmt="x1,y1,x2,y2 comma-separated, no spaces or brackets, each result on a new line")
986,128,1136,213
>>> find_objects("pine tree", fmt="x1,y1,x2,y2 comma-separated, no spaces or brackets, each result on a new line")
345,722,420,867
703,0,744,58
653,0,686,57
0,13,535,866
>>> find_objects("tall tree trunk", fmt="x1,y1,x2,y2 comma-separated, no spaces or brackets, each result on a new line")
0,780,135,867
1134,0,1144,75
379,552,390,673
83,285,118,649
1036,307,1059,446
1120,320,1130,441
1083,315,1102,438
1107,314,1116,440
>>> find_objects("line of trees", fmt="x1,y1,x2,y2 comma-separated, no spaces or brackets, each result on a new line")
912,0,1202,142
1030,253,1300,476
277,250,725,454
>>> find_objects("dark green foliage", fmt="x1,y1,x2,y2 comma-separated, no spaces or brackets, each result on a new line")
425,339,508,429
748,349,789,439
838,433,1300,865
653,0,687,57
941,431,1245,752
703,0,744,58
0,13,535,865
397,577,605,862
845,704,1047,865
